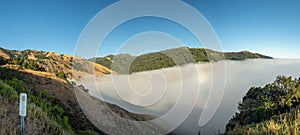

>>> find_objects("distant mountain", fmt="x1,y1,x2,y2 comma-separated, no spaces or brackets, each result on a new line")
90,47,273,74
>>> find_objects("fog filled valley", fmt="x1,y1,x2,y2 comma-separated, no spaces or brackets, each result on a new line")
4,46,297,134
2,0,300,134
2,46,300,134
74,59,300,134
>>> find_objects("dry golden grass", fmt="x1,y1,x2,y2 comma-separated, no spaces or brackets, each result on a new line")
0,97,66,135
227,110,300,135
0,48,10,59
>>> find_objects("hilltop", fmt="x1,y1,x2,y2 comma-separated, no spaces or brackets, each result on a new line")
0,47,272,75
90,47,272,74
0,47,112,78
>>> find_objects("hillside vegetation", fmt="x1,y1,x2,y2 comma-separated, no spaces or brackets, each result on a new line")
0,78,71,134
0,47,168,134
90,47,272,74
0,47,274,134
0,67,103,134
0,47,112,78
0,66,169,134
226,76,300,134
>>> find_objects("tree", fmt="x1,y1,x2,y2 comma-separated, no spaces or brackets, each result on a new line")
226,76,300,131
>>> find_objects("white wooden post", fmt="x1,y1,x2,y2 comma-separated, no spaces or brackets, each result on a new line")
19,93,27,134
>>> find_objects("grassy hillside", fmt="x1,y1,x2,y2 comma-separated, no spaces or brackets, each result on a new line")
0,47,174,134
226,109,300,134
0,47,274,134
0,66,165,134
0,78,71,135
0,67,103,134
226,76,300,134
90,47,272,74
0,47,112,78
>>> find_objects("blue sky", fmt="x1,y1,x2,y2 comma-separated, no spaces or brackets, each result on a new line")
0,0,299,58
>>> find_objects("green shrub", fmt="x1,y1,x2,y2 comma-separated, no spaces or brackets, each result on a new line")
56,71,67,80
62,116,72,132
26,103,68,134
5,77,30,93
0,80,18,101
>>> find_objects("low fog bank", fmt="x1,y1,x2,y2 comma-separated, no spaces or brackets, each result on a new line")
75,59,300,134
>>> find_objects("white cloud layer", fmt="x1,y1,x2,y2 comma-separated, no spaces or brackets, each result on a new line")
75,59,300,134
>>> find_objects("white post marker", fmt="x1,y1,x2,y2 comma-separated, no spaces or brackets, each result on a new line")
19,93,27,134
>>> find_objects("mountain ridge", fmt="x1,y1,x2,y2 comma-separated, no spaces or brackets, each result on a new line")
0,47,112,79
0,46,272,75
89,47,273,74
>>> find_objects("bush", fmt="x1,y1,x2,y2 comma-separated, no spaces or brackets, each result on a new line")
5,77,30,93
7,58,46,71
0,80,18,101
56,71,67,80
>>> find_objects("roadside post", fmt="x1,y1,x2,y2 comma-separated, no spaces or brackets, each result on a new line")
19,93,27,134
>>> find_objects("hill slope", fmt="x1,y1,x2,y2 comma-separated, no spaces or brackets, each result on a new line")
226,76,300,134
0,47,273,134
0,47,165,134
0,79,71,135
0,65,163,134
0,47,112,78
90,47,272,74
